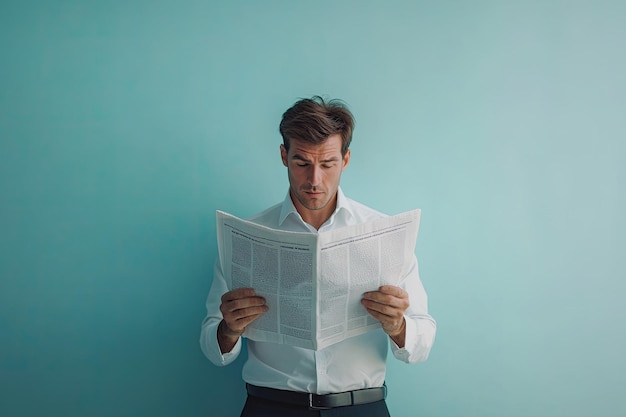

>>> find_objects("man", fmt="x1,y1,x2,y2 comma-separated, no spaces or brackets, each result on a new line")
200,96,436,416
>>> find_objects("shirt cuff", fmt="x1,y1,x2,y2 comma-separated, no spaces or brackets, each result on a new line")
219,336,243,365
202,322,243,366
390,315,418,363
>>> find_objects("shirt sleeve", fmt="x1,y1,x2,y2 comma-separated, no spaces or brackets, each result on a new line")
199,260,242,366
390,256,437,363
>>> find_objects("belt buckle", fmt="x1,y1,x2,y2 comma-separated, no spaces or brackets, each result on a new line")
308,393,332,410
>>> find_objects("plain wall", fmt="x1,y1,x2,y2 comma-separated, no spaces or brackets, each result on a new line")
1,1,625,416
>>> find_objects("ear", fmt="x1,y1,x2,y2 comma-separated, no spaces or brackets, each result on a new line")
280,144,288,167
342,149,351,171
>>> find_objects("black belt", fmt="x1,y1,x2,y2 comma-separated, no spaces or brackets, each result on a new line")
246,383,387,410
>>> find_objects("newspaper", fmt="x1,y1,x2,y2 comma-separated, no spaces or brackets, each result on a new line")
216,209,421,350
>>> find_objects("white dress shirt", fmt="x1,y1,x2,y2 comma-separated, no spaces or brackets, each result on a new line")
200,188,436,394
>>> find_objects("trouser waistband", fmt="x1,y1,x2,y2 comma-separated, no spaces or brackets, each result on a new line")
245,383,387,410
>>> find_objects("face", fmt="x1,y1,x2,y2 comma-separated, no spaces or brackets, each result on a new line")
281,134,350,225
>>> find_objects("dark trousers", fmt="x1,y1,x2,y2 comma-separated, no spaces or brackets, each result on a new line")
240,395,391,417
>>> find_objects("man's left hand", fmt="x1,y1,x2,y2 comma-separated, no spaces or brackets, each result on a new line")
361,285,409,347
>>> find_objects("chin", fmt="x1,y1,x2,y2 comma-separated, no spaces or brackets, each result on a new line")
308,202,329,211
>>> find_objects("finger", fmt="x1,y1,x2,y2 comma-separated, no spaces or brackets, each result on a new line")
239,311,267,325
362,306,399,329
362,304,405,336
227,304,269,321
363,307,387,323
361,290,386,302
223,295,267,311
224,306,268,333
222,288,257,302
378,285,408,298
221,298,267,321
361,299,401,317
362,291,408,310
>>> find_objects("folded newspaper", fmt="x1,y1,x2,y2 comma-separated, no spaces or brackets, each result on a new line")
216,209,421,350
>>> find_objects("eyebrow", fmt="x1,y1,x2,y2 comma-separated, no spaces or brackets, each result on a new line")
292,154,340,163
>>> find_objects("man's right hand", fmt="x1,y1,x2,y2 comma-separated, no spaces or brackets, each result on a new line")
218,288,268,353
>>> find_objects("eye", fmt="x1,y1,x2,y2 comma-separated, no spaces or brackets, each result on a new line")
322,164,334,169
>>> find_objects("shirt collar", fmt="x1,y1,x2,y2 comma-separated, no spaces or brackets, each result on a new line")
278,186,355,227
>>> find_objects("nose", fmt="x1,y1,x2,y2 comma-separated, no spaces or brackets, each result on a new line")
308,165,322,187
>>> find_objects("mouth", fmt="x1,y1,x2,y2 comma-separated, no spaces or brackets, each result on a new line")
305,190,324,197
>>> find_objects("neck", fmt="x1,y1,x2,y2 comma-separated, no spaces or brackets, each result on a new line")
291,192,337,230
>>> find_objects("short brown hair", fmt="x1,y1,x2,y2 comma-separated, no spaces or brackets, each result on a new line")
279,96,355,156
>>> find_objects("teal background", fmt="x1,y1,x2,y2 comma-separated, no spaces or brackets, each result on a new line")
1,1,625,416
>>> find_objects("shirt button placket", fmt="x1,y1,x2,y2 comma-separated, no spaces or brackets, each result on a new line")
314,350,329,393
